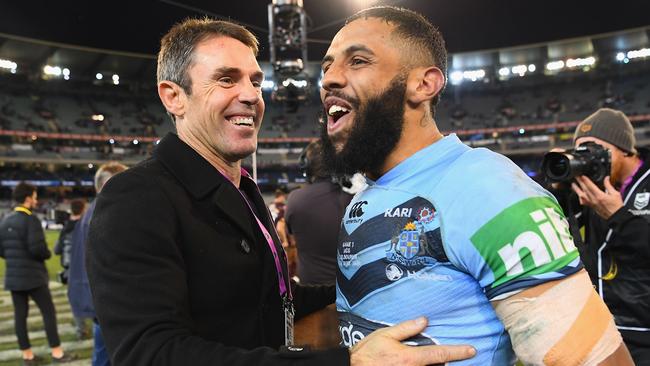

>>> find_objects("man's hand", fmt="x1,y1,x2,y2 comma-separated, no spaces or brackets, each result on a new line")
571,176,623,219
350,317,476,366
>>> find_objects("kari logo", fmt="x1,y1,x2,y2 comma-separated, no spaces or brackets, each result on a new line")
385,264,404,281
471,197,579,287
634,192,650,210
349,201,368,219
384,207,412,218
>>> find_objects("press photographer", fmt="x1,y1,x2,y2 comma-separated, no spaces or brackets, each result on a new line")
543,108,650,364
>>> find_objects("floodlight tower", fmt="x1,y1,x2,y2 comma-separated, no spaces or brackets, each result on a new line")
268,0,310,110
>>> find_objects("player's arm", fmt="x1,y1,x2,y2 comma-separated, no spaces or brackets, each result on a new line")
491,269,633,365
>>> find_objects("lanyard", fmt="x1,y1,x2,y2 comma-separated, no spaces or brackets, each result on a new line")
237,188,291,299
220,168,292,301
620,160,643,197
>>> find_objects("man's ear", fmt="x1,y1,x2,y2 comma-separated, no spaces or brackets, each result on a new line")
406,66,445,108
158,81,187,119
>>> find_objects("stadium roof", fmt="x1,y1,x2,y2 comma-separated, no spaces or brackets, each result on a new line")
0,0,648,83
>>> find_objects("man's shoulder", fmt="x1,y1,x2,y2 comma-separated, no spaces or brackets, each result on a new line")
455,147,515,173
434,147,530,197
104,157,170,191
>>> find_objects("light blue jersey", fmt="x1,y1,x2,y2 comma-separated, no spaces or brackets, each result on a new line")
336,134,581,365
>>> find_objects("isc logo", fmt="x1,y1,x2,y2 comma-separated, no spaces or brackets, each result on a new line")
497,207,576,276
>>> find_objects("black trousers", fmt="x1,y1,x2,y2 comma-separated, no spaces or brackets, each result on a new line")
10,285,61,350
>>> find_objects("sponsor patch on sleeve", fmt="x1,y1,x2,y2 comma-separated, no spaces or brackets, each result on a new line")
470,197,580,296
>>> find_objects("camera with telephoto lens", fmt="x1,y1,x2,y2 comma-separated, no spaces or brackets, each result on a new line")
541,142,611,185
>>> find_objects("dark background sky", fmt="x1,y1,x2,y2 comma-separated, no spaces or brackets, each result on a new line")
1,0,648,60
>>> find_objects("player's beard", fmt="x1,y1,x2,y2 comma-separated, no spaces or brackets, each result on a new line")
320,73,407,179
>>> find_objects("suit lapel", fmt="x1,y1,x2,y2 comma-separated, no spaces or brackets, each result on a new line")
211,183,256,244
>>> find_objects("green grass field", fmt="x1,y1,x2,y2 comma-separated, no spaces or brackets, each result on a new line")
0,230,63,280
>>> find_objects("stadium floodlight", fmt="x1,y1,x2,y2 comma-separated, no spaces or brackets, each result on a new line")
261,80,275,90
450,69,485,84
546,60,565,71
0,59,17,73
616,52,626,61
268,0,307,76
88,163,94,169
281,78,308,88
91,114,104,122
43,65,62,76
96,73,103,80
133,139,139,145
627,48,650,60
498,67,510,77
511,65,527,76
566,56,595,68
109,138,115,144
268,0,310,108
450,70,464,85
62,68,70,76
528,64,536,72
462,69,485,81
112,74,120,85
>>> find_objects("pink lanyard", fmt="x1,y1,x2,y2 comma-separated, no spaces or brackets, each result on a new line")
225,169,291,300
620,160,643,197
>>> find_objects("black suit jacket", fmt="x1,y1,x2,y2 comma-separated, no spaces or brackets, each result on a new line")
86,133,348,365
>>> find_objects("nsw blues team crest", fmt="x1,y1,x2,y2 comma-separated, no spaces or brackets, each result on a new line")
386,222,436,266
397,223,420,259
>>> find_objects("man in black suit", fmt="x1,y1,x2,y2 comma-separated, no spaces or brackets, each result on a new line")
86,17,475,366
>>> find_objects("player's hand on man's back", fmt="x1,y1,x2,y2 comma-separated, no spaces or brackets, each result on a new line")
350,317,476,366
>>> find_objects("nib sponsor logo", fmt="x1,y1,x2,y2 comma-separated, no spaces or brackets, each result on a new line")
471,197,579,287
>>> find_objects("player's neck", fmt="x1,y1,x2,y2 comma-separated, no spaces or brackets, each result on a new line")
374,111,443,179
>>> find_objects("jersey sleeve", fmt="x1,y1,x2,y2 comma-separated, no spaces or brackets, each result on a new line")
437,150,582,300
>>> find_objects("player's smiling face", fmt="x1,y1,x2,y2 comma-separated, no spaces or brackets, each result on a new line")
320,18,404,151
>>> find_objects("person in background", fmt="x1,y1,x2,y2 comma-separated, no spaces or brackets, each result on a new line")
0,182,76,364
562,108,650,365
69,162,127,366
286,140,352,286
53,198,89,339
286,140,353,349
269,187,288,222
